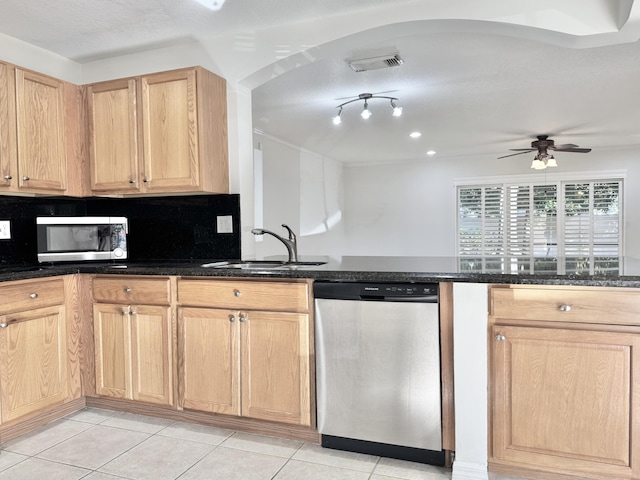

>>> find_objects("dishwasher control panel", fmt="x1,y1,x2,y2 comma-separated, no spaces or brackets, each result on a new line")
314,281,438,302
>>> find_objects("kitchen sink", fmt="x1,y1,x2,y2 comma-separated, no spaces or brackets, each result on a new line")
201,260,327,269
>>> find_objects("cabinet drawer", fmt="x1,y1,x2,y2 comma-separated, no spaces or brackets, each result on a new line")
93,276,171,305
178,279,309,312
492,286,640,325
0,277,65,315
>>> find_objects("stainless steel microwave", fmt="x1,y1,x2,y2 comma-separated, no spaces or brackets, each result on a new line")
36,216,128,263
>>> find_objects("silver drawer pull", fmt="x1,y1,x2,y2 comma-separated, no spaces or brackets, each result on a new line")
0,320,16,328
3,175,12,180
495,334,506,341
29,293,38,299
129,179,136,184
239,313,246,322
233,290,241,297
123,287,132,293
559,304,572,312
22,176,30,181
229,315,236,323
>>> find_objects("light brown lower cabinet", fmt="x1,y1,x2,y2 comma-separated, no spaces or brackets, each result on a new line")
490,285,640,480
0,305,69,423
178,306,311,426
94,303,173,406
0,275,83,426
177,278,313,427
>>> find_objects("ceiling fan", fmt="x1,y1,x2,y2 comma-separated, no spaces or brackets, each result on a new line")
498,135,592,169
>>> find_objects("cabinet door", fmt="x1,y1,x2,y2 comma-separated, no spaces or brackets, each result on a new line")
88,78,140,192
178,307,239,415
94,303,131,399
241,311,311,426
140,69,199,192
492,325,640,479
0,62,16,190
14,68,66,192
130,305,173,406
0,305,67,423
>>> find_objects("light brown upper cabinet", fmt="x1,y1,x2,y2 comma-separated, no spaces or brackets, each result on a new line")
0,62,85,196
0,62,17,192
88,67,229,195
15,68,67,192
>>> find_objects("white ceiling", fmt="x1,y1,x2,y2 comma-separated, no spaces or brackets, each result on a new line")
1,0,640,165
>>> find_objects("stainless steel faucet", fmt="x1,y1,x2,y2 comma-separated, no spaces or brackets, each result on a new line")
251,224,298,263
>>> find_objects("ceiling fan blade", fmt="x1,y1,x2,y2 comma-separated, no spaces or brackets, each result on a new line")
553,147,592,153
508,148,536,152
551,143,579,149
497,150,534,159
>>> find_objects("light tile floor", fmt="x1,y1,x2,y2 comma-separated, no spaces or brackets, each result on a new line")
0,408,526,480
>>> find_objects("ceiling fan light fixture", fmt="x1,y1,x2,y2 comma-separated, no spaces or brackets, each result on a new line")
546,155,558,167
531,158,546,170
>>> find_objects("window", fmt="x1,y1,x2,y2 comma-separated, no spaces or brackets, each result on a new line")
457,179,622,274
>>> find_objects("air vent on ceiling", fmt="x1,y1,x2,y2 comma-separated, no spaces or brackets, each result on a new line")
347,53,404,72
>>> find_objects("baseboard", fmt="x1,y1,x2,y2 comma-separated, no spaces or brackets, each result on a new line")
0,397,86,443
452,460,489,480
86,396,320,444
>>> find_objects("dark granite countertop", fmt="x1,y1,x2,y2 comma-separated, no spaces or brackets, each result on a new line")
2,256,640,287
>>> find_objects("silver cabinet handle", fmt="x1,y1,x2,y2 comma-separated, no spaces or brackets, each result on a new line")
559,304,572,312
123,287,132,293
129,310,136,316
22,176,30,181
0,320,15,328
233,290,241,297
121,309,128,316
129,179,136,184
143,178,149,183
229,314,236,323
3,175,12,180
495,334,506,341
29,293,38,299
239,313,246,322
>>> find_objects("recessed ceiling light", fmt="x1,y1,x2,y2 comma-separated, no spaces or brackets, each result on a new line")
426,150,436,156
409,132,422,138
194,0,226,10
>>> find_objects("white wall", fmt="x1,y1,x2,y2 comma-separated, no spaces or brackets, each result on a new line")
257,141,640,259
253,134,345,259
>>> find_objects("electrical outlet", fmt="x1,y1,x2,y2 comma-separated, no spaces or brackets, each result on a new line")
216,215,233,234
0,220,10,240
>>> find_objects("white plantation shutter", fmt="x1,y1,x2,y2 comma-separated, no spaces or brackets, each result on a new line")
457,178,622,274
458,186,504,256
562,180,620,257
505,185,532,256
532,185,558,257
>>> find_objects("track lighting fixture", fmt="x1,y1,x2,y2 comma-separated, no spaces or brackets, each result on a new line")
332,93,402,124
332,107,343,125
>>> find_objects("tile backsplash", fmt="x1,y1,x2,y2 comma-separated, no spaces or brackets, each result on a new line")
0,194,240,266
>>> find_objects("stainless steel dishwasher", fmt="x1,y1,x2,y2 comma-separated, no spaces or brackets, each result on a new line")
314,281,444,466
